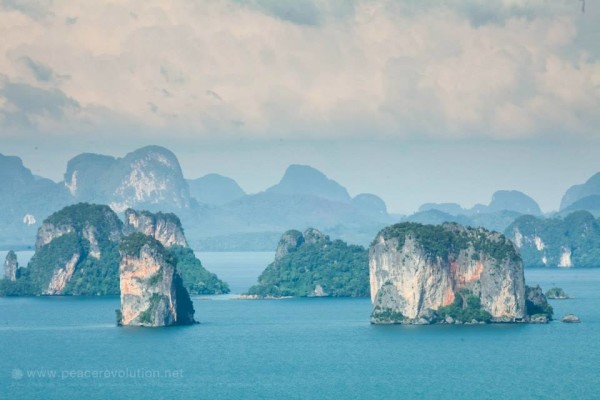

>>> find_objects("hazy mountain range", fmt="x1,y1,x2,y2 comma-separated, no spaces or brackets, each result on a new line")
2,145,600,252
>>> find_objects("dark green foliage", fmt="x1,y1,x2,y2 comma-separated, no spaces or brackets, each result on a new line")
247,234,369,297
45,203,123,233
525,300,553,318
26,233,83,293
377,222,520,264
148,271,163,286
371,306,404,322
525,285,554,320
64,241,121,295
119,233,165,258
436,289,492,323
138,293,164,324
1,233,82,295
545,287,569,299
169,246,230,295
0,277,35,296
138,307,153,324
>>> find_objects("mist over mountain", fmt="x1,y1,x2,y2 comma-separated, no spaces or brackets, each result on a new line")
0,146,394,250
265,165,352,203
4,145,600,253
560,172,600,214
187,174,245,206
407,190,542,233
486,190,542,216
64,146,191,212
0,154,70,247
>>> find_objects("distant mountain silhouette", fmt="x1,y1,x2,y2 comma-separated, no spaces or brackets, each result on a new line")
187,174,245,205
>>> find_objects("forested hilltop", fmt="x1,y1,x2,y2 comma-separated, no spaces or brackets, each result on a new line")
246,229,369,298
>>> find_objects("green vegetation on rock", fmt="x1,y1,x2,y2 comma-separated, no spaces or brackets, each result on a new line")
246,229,368,297
45,203,123,233
525,285,554,320
436,289,492,323
545,287,569,299
378,222,520,264
169,246,230,295
505,211,600,268
1,203,229,296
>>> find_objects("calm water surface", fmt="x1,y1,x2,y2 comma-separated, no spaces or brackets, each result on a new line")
1,252,598,399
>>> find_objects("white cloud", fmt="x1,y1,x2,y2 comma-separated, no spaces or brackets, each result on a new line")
0,0,598,140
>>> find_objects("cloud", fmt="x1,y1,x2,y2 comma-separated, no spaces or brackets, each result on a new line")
0,79,79,128
21,56,55,81
0,0,598,140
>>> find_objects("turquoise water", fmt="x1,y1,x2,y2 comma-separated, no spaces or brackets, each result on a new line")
1,253,599,399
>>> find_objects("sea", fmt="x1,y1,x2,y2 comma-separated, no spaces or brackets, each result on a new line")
0,251,598,399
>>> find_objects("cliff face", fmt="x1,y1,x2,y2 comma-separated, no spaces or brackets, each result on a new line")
124,209,188,248
370,223,527,324
3,251,19,281
119,233,195,327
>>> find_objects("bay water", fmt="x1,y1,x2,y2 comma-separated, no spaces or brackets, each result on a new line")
0,252,598,399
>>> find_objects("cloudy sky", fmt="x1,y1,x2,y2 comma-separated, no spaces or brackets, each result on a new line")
1,0,599,213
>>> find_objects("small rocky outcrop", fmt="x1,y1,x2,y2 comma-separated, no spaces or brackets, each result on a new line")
561,314,581,323
370,223,530,324
3,251,19,281
546,287,570,299
525,285,554,322
118,233,195,327
124,209,188,248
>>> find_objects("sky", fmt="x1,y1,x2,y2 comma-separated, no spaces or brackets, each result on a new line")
1,0,599,214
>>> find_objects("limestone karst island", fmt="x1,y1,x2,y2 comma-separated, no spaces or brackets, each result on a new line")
369,223,552,324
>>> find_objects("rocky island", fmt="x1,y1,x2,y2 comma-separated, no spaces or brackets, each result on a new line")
246,228,369,298
546,287,570,299
0,203,228,296
369,222,553,324
118,233,195,327
3,250,19,281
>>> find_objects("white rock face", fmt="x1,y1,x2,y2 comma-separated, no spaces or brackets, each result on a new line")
370,224,526,324
558,248,573,268
35,223,74,249
124,209,188,248
110,152,190,212
514,229,523,248
45,253,81,295
65,170,78,196
3,251,19,281
83,226,102,259
534,236,545,251
23,214,36,225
